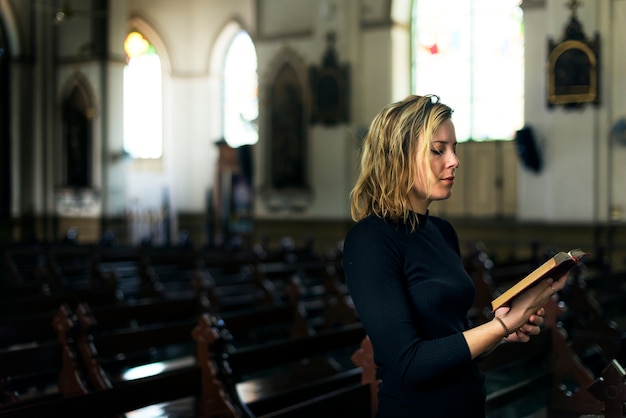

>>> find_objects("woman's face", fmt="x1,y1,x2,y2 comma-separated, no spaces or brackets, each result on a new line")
409,118,459,213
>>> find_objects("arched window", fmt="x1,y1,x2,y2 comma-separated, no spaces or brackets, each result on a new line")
222,31,258,148
123,31,162,158
412,0,524,141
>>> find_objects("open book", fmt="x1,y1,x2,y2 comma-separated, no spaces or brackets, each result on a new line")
490,248,588,311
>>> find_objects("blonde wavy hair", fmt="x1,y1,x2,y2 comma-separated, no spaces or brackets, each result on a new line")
350,94,453,228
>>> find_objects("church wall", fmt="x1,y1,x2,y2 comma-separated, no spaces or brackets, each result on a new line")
253,1,394,222
3,0,626,267
608,0,626,222
520,0,624,225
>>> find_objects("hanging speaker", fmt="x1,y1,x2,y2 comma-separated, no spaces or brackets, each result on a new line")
514,126,542,173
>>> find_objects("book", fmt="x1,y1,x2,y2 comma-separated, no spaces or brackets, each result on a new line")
490,248,588,311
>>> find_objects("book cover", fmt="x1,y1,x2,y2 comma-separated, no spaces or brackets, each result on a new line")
490,248,588,312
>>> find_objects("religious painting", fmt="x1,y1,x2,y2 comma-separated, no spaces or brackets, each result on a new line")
547,1,600,107
261,48,312,212
269,64,307,190
548,38,599,107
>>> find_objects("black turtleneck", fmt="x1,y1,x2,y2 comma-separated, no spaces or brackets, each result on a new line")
343,212,486,418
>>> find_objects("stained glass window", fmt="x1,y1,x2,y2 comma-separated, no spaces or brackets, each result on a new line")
123,31,163,158
223,31,258,148
412,0,524,141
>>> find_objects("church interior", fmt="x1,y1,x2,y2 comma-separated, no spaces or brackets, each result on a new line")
1,0,626,416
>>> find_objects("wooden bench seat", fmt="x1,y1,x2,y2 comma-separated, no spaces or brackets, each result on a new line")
1,300,213,416
207,279,275,313
92,245,143,299
0,366,202,418
0,311,61,349
1,245,48,289
257,378,371,418
0,286,123,318
215,321,367,415
75,292,210,331
0,313,373,418
213,299,324,353
480,330,553,416
75,314,202,386
45,245,102,290
0,306,89,408
0,340,64,400
135,248,203,297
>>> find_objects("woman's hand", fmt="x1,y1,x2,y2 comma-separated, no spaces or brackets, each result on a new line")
495,271,568,341
505,307,545,343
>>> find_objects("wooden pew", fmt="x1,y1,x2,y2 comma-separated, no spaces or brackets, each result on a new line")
0,310,61,349
585,358,626,418
462,242,498,326
78,320,198,386
0,244,49,292
0,283,123,318
245,254,355,323
0,287,209,353
93,244,203,301
215,303,312,349
558,269,624,375
45,244,101,291
0,243,370,416
214,321,368,417
200,248,259,287
285,273,358,333
200,243,344,319
0,243,123,320
71,294,329,414
134,246,202,298
477,284,610,418
0,314,372,418
71,267,321,387
74,291,211,332
481,330,553,416
0,296,213,416
199,273,335,351
203,269,277,314
542,297,606,417
0,365,203,418
0,305,88,408
255,378,371,418
92,245,143,300
350,336,379,418
207,309,371,418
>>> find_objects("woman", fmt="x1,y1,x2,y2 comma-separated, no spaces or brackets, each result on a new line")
342,94,566,417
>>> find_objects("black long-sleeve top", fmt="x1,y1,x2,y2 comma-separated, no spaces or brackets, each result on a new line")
343,212,486,417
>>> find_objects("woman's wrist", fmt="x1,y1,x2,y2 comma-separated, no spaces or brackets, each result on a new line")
493,316,511,338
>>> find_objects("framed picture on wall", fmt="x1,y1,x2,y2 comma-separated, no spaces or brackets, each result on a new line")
310,65,349,125
547,37,599,107
546,4,600,108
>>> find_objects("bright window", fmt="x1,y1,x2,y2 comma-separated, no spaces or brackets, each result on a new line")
412,0,524,141
123,31,162,158
222,31,258,148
